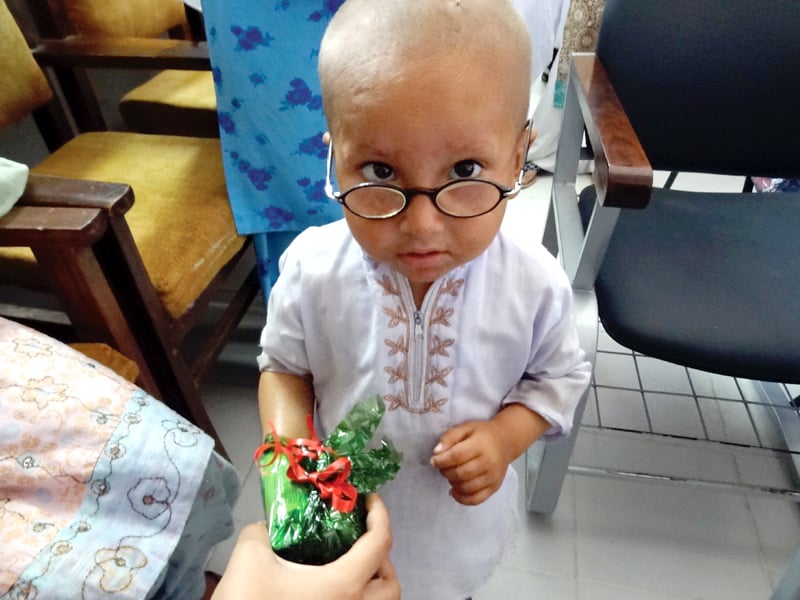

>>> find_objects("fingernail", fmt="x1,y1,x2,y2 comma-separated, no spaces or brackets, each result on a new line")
433,443,443,454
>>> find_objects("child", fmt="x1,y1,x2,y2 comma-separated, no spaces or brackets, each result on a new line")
257,0,592,597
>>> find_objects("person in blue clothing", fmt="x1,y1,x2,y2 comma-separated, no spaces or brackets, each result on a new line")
202,0,347,297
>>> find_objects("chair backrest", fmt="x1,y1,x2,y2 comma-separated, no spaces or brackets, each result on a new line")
596,0,800,177
59,0,187,38
0,0,52,129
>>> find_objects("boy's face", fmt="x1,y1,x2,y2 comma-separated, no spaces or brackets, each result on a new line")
329,51,528,303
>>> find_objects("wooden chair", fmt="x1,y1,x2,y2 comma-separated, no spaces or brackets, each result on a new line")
23,0,218,137
0,0,260,457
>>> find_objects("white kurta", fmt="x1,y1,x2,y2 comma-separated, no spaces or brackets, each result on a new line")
259,219,591,599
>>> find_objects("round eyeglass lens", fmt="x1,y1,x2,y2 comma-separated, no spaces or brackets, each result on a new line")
345,187,406,218
437,180,501,217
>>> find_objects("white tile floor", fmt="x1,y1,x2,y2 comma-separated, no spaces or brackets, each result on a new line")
200,170,800,599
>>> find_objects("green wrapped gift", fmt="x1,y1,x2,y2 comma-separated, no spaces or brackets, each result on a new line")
255,395,402,565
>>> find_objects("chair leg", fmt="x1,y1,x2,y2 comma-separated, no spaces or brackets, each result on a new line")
526,290,598,515
33,244,161,394
526,384,590,514
36,232,231,461
542,201,559,257
770,545,800,600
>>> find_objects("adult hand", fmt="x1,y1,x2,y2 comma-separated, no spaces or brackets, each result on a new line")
212,493,399,600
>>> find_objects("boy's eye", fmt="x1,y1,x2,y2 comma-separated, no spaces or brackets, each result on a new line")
360,162,395,183
449,160,483,179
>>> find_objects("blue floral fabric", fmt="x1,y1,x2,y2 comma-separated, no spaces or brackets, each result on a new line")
201,0,345,296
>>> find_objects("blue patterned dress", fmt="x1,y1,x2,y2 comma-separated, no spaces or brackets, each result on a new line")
201,0,345,297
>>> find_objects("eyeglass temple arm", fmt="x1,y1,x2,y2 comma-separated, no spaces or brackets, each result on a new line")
509,119,534,194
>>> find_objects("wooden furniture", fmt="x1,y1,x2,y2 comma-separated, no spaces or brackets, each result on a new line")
0,1,260,457
23,0,218,137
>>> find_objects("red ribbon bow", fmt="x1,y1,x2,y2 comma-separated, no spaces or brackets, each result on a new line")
254,416,358,513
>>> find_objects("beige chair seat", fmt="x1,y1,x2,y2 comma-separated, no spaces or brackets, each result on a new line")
0,132,243,320
70,342,141,382
119,70,218,137
50,0,218,137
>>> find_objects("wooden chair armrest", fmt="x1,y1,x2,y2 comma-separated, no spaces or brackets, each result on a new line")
0,204,107,246
32,35,210,71
18,174,134,217
549,54,654,288
570,54,652,208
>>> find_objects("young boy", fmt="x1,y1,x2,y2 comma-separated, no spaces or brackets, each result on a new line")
257,1,591,597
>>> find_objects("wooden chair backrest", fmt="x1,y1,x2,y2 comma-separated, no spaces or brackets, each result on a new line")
59,0,187,38
0,0,52,129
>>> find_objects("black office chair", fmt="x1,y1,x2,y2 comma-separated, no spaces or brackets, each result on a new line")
524,2,799,597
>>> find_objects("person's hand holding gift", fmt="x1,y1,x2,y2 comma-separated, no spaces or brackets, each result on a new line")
255,396,402,565
212,494,400,600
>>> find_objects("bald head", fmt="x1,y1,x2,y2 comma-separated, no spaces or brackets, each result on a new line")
319,0,532,136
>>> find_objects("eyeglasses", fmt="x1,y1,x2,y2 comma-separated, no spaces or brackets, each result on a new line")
323,126,531,220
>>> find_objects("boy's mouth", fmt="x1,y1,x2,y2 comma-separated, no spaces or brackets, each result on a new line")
398,250,446,270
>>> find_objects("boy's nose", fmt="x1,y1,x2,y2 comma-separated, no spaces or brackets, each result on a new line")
398,192,446,235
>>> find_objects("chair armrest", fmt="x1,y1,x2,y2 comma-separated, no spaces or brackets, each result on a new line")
32,35,210,71
570,54,652,208
550,54,653,289
19,174,134,217
0,205,107,246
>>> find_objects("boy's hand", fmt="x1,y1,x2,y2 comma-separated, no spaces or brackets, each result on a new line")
429,419,509,506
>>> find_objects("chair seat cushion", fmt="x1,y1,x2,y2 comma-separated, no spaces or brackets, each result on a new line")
582,186,800,383
119,70,219,137
70,342,140,382
0,247,43,288
3,132,244,319
61,0,187,38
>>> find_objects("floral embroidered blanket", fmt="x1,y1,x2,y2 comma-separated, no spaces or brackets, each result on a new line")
0,317,224,598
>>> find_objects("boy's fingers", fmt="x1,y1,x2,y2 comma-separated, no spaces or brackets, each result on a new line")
433,423,473,456
430,423,475,468
439,455,484,483
435,423,472,451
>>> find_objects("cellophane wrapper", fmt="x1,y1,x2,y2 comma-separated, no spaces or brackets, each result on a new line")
257,395,402,565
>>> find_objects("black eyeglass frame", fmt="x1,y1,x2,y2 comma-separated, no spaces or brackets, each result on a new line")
324,121,532,220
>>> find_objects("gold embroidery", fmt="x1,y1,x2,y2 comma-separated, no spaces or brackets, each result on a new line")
12,335,53,359
429,335,454,357
22,376,68,410
380,273,463,414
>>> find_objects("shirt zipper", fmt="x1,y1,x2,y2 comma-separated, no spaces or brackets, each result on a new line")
400,279,436,412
